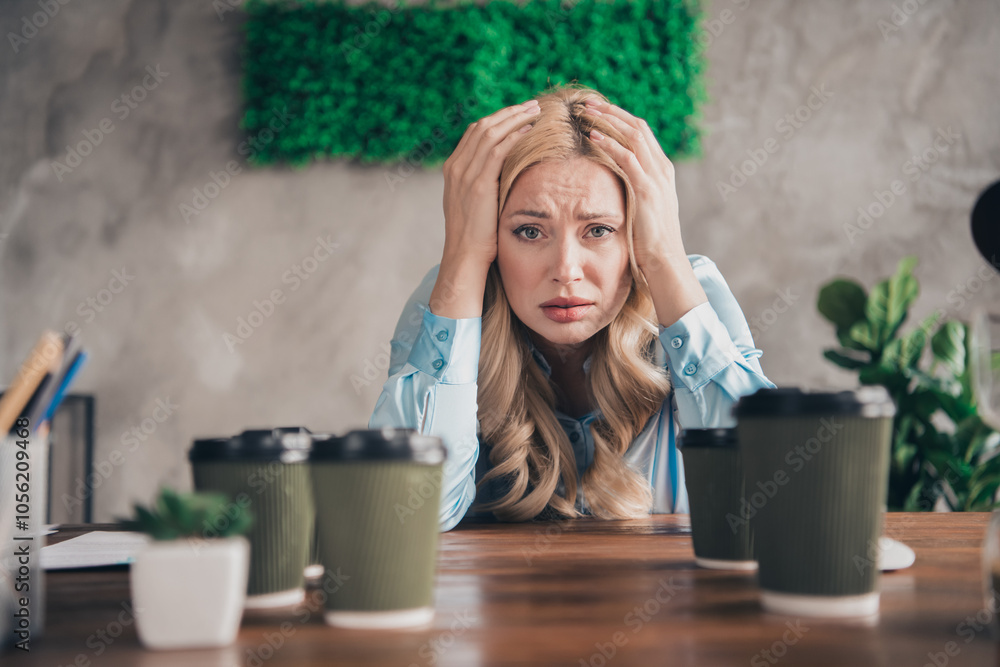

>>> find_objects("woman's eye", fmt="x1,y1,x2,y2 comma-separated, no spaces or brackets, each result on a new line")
513,225,616,241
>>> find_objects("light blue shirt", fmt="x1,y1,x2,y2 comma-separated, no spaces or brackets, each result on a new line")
369,254,776,531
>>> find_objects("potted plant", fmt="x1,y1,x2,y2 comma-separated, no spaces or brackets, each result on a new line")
817,256,1000,511
118,487,253,650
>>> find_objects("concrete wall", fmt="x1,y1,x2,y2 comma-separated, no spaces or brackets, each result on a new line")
1,0,998,521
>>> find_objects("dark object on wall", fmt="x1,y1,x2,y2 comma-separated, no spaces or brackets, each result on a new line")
972,179,1000,271
241,0,706,167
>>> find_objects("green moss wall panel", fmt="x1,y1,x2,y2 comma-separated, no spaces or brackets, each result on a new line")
242,0,705,166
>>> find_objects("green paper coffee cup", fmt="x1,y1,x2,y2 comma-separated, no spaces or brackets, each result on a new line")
309,427,445,629
679,428,756,571
735,387,895,618
305,522,323,580
189,427,315,609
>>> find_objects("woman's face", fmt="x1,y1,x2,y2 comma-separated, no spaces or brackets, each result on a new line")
497,157,632,360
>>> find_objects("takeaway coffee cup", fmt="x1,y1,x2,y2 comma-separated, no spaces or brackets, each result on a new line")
309,427,445,629
678,428,756,571
189,426,315,609
734,387,895,618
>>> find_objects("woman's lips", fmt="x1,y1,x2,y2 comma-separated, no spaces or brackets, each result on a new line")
542,305,592,323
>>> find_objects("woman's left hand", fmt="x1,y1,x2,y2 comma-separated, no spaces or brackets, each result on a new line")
582,97,685,272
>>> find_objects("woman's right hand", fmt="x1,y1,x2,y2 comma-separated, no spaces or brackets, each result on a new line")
441,100,540,268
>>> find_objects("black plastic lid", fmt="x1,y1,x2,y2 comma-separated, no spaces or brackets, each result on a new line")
733,386,896,419
189,426,313,463
679,428,738,449
309,427,446,465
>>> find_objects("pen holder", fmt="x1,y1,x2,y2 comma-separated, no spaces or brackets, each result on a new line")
0,426,49,649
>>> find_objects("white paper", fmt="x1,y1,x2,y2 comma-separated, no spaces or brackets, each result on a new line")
40,531,151,570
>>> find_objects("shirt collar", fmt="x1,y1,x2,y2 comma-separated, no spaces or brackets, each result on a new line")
520,327,593,378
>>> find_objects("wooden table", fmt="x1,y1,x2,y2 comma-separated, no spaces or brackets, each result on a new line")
9,514,1000,666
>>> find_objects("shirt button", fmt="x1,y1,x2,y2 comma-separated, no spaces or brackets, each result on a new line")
432,359,444,370
683,363,697,376
670,337,683,349
436,330,449,342
570,431,580,442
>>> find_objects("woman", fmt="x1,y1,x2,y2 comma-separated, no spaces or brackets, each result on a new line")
370,83,775,531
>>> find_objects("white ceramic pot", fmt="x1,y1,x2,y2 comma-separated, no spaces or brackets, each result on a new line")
131,536,249,650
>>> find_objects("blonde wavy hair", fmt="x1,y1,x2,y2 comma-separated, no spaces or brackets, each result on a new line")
473,82,673,522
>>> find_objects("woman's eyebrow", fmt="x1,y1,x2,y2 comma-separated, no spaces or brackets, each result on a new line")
507,209,622,221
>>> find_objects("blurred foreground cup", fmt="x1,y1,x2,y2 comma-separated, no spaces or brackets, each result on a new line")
735,387,895,618
678,428,756,571
309,427,445,629
189,427,314,609
982,509,1000,639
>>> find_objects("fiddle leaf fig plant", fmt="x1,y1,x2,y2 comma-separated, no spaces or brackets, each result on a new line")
118,487,253,541
818,255,1000,511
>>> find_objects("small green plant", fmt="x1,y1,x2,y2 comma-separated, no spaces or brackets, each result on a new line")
818,256,1000,511
118,487,253,541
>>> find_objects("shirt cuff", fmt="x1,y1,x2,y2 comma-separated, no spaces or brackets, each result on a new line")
658,301,744,392
406,302,481,385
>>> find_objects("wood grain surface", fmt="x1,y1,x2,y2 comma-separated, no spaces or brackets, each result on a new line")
11,513,1000,666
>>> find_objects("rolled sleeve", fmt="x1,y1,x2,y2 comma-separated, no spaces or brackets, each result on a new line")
659,302,744,392
369,264,483,532
407,302,482,385
656,255,776,429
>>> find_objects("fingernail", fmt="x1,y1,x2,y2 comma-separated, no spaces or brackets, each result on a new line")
522,99,539,106
526,105,540,114
583,107,601,115
590,129,604,141
519,124,533,133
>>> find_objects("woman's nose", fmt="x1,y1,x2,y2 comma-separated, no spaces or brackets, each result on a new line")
550,238,585,283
